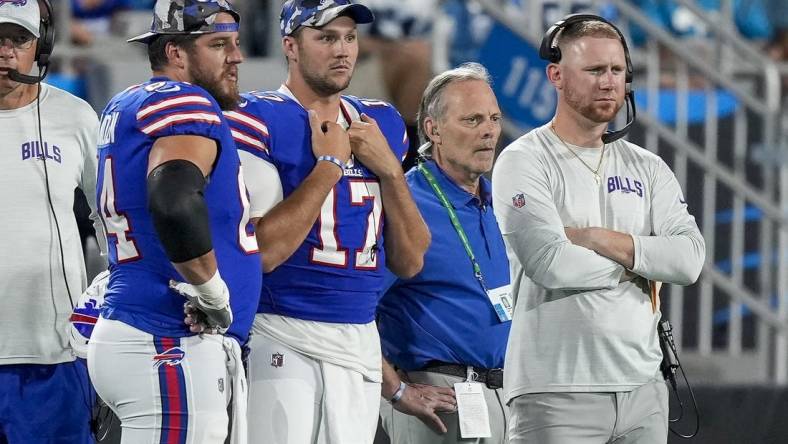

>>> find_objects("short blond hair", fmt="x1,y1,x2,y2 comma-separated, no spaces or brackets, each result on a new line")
555,20,622,54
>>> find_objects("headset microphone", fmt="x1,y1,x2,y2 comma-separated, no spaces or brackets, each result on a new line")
7,67,47,84
602,91,636,144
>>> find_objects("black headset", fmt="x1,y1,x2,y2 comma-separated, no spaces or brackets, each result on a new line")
8,0,54,84
36,0,54,69
539,13,636,143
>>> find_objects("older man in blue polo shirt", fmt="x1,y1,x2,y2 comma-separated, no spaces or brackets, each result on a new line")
377,62,511,444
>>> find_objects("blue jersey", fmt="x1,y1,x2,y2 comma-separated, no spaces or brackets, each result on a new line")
226,89,408,324
96,77,262,342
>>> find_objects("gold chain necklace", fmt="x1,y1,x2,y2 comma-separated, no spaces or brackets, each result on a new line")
550,122,606,185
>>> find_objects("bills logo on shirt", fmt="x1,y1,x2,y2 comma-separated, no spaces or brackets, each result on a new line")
607,176,644,198
21,141,61,163
153,347,185,368
271,352,284,368
512,193,525,208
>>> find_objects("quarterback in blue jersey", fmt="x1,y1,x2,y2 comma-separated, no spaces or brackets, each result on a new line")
227,1,430,442
86,1,260,442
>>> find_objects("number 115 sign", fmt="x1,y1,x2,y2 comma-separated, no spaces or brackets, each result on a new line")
478,22,556,131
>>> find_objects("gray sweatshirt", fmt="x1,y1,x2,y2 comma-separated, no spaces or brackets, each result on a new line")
492,124,705,402
0,84,100,365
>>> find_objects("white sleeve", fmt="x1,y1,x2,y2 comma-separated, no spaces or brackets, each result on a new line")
630,159,705,285
238,150,283,218
492,148,624,291
77,105,107,256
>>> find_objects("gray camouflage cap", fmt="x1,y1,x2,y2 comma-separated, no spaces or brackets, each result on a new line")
280,0,374,37
128,0,240,44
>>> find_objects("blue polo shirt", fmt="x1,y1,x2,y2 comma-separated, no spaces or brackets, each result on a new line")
377,160,511,371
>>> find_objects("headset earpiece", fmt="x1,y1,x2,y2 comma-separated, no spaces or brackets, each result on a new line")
539,20,565,63
35,0,54,69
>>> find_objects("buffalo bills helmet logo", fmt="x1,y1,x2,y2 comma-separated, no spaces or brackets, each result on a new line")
153,347,186,368
69,300,100,338
0,0,28,6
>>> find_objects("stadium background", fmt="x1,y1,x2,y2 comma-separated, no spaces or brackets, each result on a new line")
59,0,788,442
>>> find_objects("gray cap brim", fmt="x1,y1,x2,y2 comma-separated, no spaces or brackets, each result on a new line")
0,16,40,38
127,31,157,44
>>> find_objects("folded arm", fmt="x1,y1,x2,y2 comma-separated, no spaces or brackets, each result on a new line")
564,160,705,286
630,160,705,285
492,150,624,291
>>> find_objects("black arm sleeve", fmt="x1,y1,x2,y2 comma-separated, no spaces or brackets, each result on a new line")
147,159,213,263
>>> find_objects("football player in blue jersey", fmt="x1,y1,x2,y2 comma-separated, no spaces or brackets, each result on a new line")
86,0,261,442
225,1,430,442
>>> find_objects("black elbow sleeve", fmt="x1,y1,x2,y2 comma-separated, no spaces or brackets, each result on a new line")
147,159,213,263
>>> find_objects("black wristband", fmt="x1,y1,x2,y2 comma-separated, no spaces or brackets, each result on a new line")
147,159,213,263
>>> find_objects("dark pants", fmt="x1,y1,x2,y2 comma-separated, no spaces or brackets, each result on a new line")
0,360,94,444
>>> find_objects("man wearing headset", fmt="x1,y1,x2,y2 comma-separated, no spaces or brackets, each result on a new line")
492,15,705,443
0,0,102,443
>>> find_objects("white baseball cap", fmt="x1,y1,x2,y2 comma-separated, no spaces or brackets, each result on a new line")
0,0,41,38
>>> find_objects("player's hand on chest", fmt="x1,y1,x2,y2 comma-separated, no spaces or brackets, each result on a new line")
347,113,399,178
308,110,351,164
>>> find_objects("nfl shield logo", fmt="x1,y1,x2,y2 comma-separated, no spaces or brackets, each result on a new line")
271,352,284,368
512,193,525,208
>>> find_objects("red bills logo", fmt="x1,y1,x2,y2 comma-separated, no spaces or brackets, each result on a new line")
153,347,185,368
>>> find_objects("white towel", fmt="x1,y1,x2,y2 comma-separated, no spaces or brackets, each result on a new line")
224,337,248,444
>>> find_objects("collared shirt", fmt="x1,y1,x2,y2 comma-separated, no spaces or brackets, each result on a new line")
377,159,511,371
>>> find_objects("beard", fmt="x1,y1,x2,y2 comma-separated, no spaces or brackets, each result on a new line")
298,58,353,97
188,62,239,111
564,83,624,123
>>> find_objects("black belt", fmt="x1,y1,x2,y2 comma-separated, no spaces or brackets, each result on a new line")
420,361,503,390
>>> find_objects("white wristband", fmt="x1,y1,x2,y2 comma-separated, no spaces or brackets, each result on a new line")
317,155,344,171
389,381,407,404
193,270,229,308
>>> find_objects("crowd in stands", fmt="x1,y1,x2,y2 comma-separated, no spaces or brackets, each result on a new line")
48,1,788,111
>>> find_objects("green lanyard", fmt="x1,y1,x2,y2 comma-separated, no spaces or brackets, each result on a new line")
418,162,487,291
